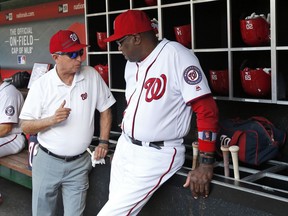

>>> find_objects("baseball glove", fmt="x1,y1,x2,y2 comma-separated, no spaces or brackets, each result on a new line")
11,71,31,88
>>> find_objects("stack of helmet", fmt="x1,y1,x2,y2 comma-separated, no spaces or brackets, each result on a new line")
240,12,270,46
239,12,271,97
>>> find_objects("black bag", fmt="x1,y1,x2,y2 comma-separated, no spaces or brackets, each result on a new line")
216,116,286,165
11,71,31,88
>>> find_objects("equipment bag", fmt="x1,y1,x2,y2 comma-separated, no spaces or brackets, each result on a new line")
216,116,286,165
11,71,31,88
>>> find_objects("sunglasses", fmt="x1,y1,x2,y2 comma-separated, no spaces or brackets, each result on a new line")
116,35,131,47
55,49,84,59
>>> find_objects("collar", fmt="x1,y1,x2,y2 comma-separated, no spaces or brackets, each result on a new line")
137,38,169,66
51,66,85,86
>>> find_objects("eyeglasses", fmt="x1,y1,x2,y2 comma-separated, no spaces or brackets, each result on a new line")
55,49,84,59
116,35,131,47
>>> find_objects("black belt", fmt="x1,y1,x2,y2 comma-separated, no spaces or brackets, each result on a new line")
39,144,86,162
129,136,164,150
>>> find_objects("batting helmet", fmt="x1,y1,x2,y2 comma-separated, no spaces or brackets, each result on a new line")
94,64,109,85
240,16,270,46
209,69,229,96
240,67,271,97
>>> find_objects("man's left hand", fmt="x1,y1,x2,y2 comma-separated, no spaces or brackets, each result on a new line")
183,163,214,199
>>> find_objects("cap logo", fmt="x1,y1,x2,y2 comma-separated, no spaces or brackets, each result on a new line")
61,33,79,50
70,33,78,42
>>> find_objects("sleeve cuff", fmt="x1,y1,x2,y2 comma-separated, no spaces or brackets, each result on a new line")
198,139,216,152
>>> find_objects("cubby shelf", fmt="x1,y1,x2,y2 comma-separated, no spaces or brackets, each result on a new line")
84,0,288,131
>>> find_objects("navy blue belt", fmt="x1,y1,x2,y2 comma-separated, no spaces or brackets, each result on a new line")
39,144,86,162
129,136,164,150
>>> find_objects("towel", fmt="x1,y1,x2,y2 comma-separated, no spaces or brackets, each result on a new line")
91,151,105,167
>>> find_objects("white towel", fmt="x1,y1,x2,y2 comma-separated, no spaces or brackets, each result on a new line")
87,148,105,167
91,151,105,167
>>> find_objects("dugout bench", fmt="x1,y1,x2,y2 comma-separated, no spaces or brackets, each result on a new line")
0,150,32,189
0,69,32,189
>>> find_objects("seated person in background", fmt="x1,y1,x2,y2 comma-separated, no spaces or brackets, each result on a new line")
0,73,26,206
0,74,26,157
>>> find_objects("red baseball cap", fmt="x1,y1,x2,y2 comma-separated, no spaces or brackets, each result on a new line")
50,30,88,53
104,10,154,42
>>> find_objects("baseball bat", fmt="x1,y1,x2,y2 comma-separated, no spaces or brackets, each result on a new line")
192,141,199,170
229,145,240,180
220,135,231,177
220,145,230,177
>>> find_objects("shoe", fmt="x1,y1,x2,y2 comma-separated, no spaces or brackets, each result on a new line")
0,193,3,205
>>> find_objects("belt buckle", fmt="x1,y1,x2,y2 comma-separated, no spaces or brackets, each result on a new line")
129,135,163,150
130,137,142,146
149,143,162,150
64,154,81,162
64,156,73,162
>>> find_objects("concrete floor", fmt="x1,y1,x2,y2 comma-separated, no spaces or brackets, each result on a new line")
0,177,32,216
0,168,284,216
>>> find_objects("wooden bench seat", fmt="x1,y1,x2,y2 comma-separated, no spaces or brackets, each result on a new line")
0,150,31,176
0,150,32,189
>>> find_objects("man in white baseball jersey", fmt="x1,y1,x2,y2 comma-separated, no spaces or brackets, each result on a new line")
97,10,219,215
19,30,116,216
0,74,25,157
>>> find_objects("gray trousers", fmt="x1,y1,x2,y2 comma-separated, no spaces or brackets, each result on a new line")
32,147,92,216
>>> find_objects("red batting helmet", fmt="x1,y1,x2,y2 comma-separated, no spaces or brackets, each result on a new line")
94,64,109,85
209,69,229,96
240,17,270,46
240,67,271,97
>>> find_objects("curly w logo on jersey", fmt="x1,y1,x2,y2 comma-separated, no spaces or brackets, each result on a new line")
5,105,15,116
183,66,202,85
144,74,167,102
81,92,87,100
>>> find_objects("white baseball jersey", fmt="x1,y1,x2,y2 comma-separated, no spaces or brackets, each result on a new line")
20,65,116,156
122,38,211,142
0,81,25,157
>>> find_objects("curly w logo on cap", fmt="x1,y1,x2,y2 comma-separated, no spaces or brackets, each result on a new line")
49,30,88,53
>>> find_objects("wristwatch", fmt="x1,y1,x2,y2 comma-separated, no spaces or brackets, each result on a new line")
199,156,215,165
98,139,110,145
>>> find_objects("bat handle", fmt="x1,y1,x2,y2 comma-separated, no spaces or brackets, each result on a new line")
221,145,230,177
192,141,199,170
229,145,240,180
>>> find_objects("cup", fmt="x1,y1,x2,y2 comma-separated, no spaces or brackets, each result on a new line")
96,32,108,51
174,24,192,48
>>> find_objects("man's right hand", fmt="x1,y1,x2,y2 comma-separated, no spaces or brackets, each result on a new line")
51,100,71,124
